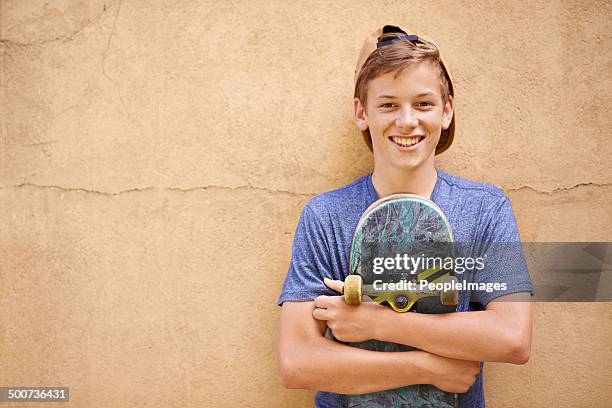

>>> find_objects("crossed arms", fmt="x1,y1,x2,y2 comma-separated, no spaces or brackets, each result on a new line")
277,278,532,395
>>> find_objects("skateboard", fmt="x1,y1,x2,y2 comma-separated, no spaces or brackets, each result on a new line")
343,194,459,408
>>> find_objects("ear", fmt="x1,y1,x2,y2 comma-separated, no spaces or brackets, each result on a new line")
354,97,369,131
442,94,454,130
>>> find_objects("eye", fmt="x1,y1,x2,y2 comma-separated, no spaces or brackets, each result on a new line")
416,101,434,108
379,103,396,109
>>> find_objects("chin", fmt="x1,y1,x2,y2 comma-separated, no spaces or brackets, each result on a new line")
394,160,424,171
393,151,434,170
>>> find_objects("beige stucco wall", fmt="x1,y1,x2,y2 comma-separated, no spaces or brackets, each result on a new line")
1,1,611,407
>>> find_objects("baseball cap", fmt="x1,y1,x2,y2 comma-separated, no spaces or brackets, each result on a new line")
354,25,455,155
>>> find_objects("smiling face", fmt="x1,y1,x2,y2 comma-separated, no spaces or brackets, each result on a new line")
354,61,454,172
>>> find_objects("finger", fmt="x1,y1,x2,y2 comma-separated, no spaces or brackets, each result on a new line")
314,295,331,308
312,307,329,321
324,277,345,294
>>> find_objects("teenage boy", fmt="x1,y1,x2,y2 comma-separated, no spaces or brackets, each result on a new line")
277,25,533,408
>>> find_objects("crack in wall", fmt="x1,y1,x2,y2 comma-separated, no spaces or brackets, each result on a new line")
506,182,612,195
167,184,315,197
1,181,609,199
22,140,59,147
0,4,109,49
2,182,155,197
0,182,315,198
99,0,145,140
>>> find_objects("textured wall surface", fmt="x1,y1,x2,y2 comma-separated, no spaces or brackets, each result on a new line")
1,0,611,407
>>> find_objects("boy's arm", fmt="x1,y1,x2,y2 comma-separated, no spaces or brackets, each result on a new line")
317,280,532,364
377,294,532,363
382,293,532,363
277,301,481,395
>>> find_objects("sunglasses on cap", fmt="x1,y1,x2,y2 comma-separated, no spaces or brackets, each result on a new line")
376,25,423,49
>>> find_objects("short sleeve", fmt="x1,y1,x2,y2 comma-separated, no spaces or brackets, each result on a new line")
469,195,534,307
277,205,337,305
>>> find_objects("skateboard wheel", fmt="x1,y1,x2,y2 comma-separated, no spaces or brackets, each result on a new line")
344,275,363,305
440,275,459,306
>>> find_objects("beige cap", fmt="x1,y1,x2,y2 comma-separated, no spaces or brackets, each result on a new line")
354,25,455,155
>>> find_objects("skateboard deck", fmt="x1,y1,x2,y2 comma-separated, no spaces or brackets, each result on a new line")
344,194,459,408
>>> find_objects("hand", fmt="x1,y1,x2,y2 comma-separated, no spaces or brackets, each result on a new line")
312,278,385,343
422,353,481,394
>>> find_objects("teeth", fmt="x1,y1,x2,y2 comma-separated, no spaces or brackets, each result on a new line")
392,136,421,147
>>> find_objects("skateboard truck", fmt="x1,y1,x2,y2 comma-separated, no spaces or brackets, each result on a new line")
344,274,459,312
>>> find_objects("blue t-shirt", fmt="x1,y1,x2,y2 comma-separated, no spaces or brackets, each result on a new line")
278,170,533,408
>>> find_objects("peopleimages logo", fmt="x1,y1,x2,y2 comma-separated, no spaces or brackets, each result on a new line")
372,254,486,275
370,279,508,294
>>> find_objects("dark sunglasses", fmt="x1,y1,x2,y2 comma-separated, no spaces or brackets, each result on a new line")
376,25,421,48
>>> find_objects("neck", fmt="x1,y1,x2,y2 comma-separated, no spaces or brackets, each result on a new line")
371,162,438,199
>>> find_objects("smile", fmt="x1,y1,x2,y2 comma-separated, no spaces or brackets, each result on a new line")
390,135,424,148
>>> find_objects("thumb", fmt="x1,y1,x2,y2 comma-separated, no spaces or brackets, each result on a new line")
324,277,344,294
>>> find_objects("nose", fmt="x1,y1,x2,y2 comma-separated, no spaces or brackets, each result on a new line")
395,107,418,130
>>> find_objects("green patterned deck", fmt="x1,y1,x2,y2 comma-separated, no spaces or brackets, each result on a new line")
347,194,457,408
